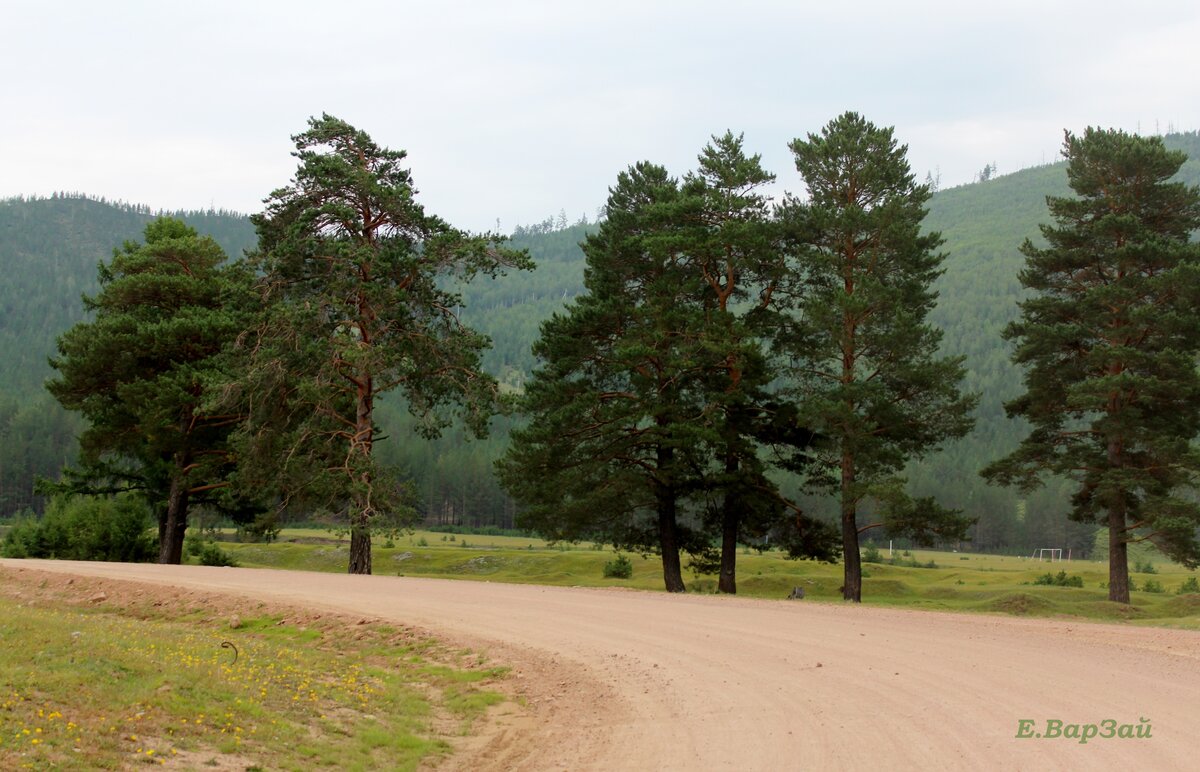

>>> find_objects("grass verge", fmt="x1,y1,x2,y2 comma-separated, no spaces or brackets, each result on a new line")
0,568,506,771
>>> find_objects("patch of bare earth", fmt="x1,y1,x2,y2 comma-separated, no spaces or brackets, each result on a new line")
4,559,1198,771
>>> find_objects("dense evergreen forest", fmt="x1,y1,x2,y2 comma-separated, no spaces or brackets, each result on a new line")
3,131,1199,554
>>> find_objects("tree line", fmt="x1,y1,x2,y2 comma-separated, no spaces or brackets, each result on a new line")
12,115,1200,603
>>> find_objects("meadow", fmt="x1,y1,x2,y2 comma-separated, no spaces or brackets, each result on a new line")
209,528,1200,629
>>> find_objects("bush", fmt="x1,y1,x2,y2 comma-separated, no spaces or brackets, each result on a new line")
603,554,633,579
1142,579,1165,594
198,541,238,567
1032,570,1084,588
184,534,239,566
861,544,882,563
1,496,155,562
1134,559,1158,574
1177,576,1200,594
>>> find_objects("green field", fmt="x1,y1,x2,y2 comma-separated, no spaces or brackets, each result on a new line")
204,529,1200,629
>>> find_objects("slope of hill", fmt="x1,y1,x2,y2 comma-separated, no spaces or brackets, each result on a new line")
0,195,256,513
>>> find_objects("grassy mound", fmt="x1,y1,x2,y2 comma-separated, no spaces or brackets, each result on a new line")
981,593,1056,615
1157,593,1200,618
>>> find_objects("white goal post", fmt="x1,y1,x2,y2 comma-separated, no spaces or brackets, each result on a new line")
1032,548,1064,562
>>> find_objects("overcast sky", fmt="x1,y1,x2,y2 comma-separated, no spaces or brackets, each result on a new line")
3,0,1198,232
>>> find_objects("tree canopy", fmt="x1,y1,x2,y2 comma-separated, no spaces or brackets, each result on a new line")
778,112,977,601
230,114,530,574
983,128,1200,602
45,217,252,562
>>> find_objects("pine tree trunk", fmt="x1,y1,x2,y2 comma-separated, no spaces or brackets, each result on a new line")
1107,511,1130,603
1107,438,1130,603
655,444,686,593
158,471,189,565
718,504,738,594
718,455,739,594
347,368,374,575
658,500,686,593
348,520,372,575
841,453,861,602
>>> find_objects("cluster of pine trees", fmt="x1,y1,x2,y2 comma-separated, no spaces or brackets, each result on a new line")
37,115,529,575
499,115,977,600
9,115,1200,603
499,118,1200,603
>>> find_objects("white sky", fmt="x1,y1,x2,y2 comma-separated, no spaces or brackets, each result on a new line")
2,0,1198,232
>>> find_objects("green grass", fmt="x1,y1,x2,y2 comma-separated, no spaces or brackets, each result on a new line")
0,574,506,770
215,529,1200,629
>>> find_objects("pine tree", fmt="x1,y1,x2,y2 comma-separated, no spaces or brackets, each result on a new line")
233,114,529,575
679,132,786,593
45,218,251,563
983,128,1200,603
498,162,711,592
780,113,977,601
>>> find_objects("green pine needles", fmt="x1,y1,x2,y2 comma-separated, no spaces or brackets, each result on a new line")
228,115,530,575
984,128,1200,603
500,116,975,599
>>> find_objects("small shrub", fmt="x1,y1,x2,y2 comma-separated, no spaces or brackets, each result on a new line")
603,554,633,579
459,539,471,548
184,534,205,558
417,536,429,547
383,538,396,549
1142,579,1165,594
197,541,238,567
1177,576,1200,594
1032,570,1084,588
862,544,882,563
448,535,456,542
1134,559,1158,574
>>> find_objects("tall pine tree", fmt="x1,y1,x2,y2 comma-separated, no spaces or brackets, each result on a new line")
679,132,787,593
234,114,529,574
983,128,1200,603
780,113,976,601
498,162,711,592
46,218,252,563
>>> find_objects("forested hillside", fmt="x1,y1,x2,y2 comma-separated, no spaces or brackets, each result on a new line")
0,195,255,513
4,132,1199,552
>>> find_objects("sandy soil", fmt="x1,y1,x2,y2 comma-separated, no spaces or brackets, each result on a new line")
4,559,1197,771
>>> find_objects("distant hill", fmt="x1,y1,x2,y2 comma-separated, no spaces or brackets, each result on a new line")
4,131,1199,552
0,195,256,394
0,195,256,513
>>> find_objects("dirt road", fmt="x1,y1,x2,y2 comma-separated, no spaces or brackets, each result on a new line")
5,559,1197,770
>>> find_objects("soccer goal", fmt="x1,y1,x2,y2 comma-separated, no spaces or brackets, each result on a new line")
1032,548,1064,562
